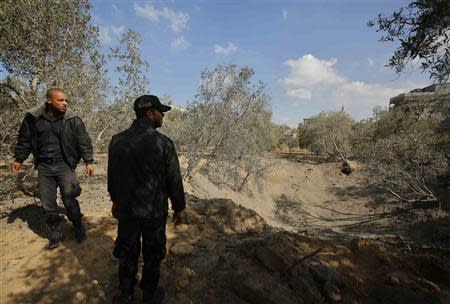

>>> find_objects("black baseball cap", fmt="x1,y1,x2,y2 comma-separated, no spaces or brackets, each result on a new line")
133,95,172,112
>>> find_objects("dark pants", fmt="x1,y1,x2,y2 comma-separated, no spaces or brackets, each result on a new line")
113,217,167,296
37,161,82,226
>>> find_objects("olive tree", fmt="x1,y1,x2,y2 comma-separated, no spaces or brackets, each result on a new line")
92,29,150,150
178,64,272,191
0,0,106,197
0,0,101,106
278,125,297,154
160,98,186,144
369,0,450,83
353,108,448,204
0,0,112,153
297,111,354,162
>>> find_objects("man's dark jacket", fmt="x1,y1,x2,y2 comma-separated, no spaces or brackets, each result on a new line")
107,119,185,220
14,104,94,169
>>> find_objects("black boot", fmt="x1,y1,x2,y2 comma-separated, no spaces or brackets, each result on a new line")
48,224,64,250
142,287,164,304
112,293,135,304
73,220,87,243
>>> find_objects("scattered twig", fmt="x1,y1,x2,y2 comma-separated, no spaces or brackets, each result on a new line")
283,248,323,274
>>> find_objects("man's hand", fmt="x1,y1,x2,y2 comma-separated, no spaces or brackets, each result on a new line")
173,210,184,225
111,204,118,217
11,161,22,173
85,164,94,176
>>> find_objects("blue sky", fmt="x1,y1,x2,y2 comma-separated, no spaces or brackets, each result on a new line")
91,0,430,125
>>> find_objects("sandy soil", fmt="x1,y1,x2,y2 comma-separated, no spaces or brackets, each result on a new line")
188,153,449,241
1,153,449,303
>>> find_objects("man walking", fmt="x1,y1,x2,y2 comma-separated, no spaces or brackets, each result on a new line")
12,88,94,249
108,95,185,304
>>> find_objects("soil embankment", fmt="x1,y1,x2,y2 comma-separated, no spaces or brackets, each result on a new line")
1,154,449,303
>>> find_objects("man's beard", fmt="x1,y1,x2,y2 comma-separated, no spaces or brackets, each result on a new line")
48,104,66,117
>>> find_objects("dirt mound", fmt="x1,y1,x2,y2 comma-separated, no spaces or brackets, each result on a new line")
2,197,449,304
164,197,450,304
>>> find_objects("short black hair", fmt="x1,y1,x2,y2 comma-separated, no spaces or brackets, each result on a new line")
47,88,66,99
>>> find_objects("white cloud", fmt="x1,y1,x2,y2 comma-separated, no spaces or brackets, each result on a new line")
368,57,375,66
279,53,421,119
171,36,190,51
214,42,237,55
333,81,405,109
134,4,159,21
280,54,345,87
282,8,288,20
286,88,312,100
99,25,124,45
162,7,189,32
134,3,189,33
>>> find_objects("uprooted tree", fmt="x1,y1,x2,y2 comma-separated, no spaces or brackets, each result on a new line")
367,0,450,203
297,111,354,173
172,64,273,191
353,107,448,204
297,104,448,203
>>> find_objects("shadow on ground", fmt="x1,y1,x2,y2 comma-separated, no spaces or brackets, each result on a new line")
403,217,450,247
6,205,62,239
2,198,450,304
4,205,117,303
271,194,416,238
326,177,392,208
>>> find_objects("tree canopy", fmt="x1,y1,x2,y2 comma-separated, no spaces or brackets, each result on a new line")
175,64,272,190
369,0,450,83
0,0,99,91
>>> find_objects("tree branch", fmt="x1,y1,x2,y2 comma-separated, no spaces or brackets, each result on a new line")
0,82,29,110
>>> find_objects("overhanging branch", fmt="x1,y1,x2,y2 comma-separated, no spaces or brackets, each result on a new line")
0,81,29,110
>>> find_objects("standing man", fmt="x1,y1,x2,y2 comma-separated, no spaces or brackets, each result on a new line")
12,88,94,249
108,95,185,304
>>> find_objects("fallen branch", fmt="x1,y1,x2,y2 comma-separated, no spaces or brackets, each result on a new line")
283,248,323,274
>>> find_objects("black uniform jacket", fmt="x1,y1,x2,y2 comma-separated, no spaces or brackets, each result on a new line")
107,119,186,220
14,104,94,169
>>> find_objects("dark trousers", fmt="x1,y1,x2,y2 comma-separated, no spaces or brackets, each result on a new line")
37,161,82,226
113,217,167,295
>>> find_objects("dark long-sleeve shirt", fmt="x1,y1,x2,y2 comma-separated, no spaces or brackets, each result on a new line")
35,112,64,162
108,119,186,220
14,104,94,169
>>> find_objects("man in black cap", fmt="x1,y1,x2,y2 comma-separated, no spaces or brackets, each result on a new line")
108,95,186,304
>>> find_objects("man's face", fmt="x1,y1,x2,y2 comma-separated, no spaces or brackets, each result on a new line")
48,91,68,113
148,108,164,128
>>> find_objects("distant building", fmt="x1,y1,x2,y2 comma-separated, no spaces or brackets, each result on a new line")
389,83,450,120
